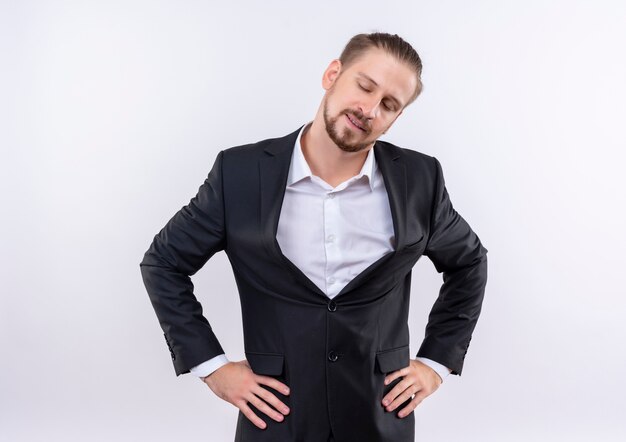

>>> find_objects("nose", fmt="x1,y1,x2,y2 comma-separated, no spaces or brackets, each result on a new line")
359,97,381,120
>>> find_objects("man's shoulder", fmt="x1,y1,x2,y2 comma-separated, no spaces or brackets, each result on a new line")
375,138,438,170
220,126,302,160
221,137,275,156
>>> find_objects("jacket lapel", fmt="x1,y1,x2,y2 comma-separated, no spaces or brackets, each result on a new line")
332,141,410,299
373,140,408,252
258,126,412,300
259,126,328,298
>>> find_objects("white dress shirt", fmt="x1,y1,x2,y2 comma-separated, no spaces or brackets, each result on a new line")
190,123,450,382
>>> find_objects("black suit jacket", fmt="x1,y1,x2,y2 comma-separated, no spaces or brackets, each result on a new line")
140,125,488,442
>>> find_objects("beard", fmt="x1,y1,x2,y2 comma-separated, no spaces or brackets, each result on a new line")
323,96,376,153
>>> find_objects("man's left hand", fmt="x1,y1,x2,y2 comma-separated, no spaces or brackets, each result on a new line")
381,358,442,418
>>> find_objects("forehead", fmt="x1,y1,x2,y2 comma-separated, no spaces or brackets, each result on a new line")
343,48,417,105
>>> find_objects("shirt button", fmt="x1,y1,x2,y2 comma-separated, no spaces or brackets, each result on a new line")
327,234,335,242
327,193,335,199
328,351,338,362
328,277,335,284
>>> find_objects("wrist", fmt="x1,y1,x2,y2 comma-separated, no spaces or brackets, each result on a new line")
190,354,230,379
415,357,451,383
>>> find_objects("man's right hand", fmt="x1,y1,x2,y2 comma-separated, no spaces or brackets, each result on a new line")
202,359,291,430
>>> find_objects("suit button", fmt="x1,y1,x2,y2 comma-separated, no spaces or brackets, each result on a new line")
327,300,337,312
328,351,338,362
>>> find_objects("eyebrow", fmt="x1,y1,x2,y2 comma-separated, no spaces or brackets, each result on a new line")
356,72,404,109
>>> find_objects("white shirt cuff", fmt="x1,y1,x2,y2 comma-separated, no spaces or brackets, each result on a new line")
415,357,451,382
189,354,230,378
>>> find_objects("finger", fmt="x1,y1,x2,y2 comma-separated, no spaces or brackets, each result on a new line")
238,402,267,429
386,383,420,412
384,366,409,386
254,374,291,396
253,385,290,416
397,391,428,418
382,377,414,407
246,392,285,423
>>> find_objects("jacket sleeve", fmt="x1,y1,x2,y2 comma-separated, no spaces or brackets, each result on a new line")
139,150,227,376
417,157,488,375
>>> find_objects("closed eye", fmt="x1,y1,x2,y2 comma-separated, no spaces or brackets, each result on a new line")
358,84,396,111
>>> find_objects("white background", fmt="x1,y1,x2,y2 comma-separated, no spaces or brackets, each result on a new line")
2,1,625,440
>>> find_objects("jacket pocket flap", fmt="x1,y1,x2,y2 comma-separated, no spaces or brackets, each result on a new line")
245,352,284,376
376,346,410,373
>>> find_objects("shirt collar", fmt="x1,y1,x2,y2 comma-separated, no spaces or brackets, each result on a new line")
287,122,377,191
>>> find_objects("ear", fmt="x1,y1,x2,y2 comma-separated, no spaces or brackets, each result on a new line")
322,59,342,91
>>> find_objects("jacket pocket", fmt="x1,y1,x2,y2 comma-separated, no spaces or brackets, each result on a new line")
245,351,285,376
375,345,410,374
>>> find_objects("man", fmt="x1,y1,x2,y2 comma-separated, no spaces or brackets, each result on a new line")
140,32,488,442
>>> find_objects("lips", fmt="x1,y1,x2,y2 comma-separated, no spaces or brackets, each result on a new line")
346,113,366,131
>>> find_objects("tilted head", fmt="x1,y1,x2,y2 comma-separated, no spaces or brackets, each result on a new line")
320,32,423,152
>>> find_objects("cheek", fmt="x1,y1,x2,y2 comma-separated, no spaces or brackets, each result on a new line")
372,122,389,134
325,95,345,114
380,117,397,131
